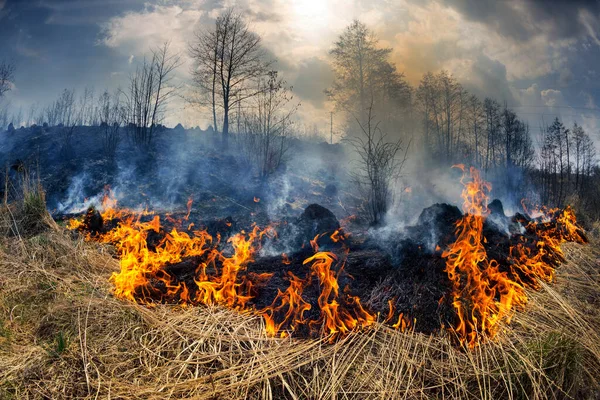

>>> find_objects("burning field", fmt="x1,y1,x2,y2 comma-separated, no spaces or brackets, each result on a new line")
1,164,599,399
63,165,589,347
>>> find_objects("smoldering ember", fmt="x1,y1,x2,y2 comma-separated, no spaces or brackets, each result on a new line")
1,2,600,399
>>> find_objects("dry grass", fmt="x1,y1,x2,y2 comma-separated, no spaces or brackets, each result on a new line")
1,165,56,238
0,210,599,399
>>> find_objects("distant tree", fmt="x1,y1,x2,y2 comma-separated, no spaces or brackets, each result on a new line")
189,8,272,148
189,18,222,134
238,71,299,179
77,87,96,126
98,90,124,161
347,100,409,225
26,103,38,127
123,42,181,147
571,123,596,197
14,106,23,128
416,71,467,163
483,98,502,172
45,89,76,127
0,101,10,130
538,118,572,205
0,61,15,98
502,106,534,170
416,72,438,152
549,118,569,204
467,94,484,166
326,20,411,133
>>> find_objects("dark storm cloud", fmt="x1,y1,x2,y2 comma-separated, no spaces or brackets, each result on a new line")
0,0,141,117
442,0,600,41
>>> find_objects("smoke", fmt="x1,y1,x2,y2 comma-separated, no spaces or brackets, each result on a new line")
55,172,92,213
0,121,544,263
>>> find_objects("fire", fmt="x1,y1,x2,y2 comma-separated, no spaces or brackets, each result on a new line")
261,251,378,341
67,192,398,341
443,165,587,347
67,176,584,347
304,252,375,338
184,196,193,220
330,229,344,243
262,271,312,338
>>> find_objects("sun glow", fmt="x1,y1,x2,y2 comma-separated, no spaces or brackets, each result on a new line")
291,0,332,38
292,0,329,19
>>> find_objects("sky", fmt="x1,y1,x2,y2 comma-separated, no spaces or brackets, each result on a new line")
1,0,600,143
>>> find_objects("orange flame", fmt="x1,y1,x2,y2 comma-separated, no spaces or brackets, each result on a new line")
443,165,586,347
69,197,383,341
442,165,516,346
184,196,193,220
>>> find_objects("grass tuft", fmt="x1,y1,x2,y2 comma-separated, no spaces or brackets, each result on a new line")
0,164,56,238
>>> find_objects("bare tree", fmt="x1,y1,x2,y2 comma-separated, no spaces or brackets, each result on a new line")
468,94,484,167
189,8,271,147
237,71,299,179
26,103,38,127
416,72,438,153
98,90,124,161
415,71,467,163
189,19,222,133
123,42,181,147
0,61,15,98
569,122,595,198
0,101,9,130
347,101,409,225
77,87,96,126
13,106,23,128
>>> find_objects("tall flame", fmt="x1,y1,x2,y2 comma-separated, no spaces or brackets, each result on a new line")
443,165,586,347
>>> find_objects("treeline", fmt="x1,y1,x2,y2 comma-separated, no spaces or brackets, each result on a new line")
415,71,537,202
416,72,534,171
323,20,599,218
538,119,597,207
0,86,117,129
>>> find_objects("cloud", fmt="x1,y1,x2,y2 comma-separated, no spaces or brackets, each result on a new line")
512,83,543,107
389,0,579,85
16,44,43,59
541,89,566,108
389,1,463,83
38,0,146,25
94,0,599,131
100,4,204,58
511,83,600,148
580,8,600,46
442,0,600,43
455,54,516,104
